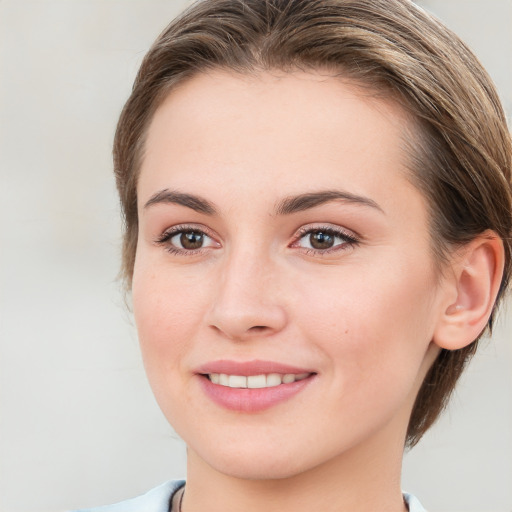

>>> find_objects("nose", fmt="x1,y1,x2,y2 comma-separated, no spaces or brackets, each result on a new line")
205,249,287,341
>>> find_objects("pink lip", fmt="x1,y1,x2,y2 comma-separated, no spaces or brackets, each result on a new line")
196,359,313,376
196,359,316,413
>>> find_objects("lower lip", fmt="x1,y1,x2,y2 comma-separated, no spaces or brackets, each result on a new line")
198,375,315,412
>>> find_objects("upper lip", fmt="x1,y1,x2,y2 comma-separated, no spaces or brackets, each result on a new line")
196,359,315,376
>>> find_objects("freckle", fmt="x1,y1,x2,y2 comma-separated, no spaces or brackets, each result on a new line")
344,329,349,334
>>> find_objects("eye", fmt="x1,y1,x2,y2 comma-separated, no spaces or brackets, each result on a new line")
302,231,337,250
292,226,359,253
155,225,219,254
171,230,211,250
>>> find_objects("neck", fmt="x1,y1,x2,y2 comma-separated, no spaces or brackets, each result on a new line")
182,418,409,512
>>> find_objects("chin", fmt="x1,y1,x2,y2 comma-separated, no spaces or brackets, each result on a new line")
206,451,309,481
186,432,338,482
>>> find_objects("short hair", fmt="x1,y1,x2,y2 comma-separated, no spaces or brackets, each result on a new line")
113,0,512,447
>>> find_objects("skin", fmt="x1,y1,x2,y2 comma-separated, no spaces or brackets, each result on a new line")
132,69,451,512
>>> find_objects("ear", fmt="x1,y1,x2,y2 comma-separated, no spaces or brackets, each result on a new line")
433,231,505,350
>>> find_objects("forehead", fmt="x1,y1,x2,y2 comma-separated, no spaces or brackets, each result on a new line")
139,69,424,220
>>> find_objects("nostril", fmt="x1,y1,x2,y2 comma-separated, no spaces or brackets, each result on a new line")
206,302,287,340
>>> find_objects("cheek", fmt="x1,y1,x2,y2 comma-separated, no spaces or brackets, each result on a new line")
131,263,210,428
131,263,207,380
293,259,438,397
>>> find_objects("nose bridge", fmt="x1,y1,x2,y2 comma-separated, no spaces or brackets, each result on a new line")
207,242,286,339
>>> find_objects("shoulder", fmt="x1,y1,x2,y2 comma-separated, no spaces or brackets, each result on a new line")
71,480,185,512
403,492,428,512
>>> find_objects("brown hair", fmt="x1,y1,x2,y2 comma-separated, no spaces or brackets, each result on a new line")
113,0,512,447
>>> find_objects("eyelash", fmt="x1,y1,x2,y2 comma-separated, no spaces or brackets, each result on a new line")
291,225,360,256
154,224,218,255
154,224,360,256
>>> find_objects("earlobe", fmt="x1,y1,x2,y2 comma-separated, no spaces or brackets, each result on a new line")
433,231,504,351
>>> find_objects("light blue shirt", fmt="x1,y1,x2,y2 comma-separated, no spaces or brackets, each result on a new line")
73,480,427,511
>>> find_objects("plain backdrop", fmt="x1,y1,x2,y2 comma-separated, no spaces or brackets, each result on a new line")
1,1,511,511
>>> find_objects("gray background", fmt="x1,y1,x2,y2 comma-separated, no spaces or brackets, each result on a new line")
1,1,510,511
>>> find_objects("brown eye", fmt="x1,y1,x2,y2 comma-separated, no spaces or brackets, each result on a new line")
164,229,217,252
294,227,358,253
179,231,204,249
309,231,334,249
156,226,219,254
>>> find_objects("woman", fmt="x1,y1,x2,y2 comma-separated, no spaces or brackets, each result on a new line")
76,0,512,510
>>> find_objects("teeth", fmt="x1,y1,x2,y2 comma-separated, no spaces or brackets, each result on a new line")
208,372,311,388
228,375,247,388
247,374,266,388
266,373,282,387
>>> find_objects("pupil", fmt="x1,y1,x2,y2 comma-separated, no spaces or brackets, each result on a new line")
310,231,334,249
180,231,203,249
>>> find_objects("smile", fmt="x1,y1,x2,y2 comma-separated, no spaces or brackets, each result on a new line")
207,372,311,388
197,361,316,412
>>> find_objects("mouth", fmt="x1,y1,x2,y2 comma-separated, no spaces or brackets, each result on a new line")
205,372,312,388
196,360,316,412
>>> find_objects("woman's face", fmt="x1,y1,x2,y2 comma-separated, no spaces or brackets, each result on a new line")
133,70,445,479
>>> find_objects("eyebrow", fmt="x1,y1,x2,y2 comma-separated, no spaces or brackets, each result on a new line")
275,190,384,215
144,189,217,215
143,188,383,216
